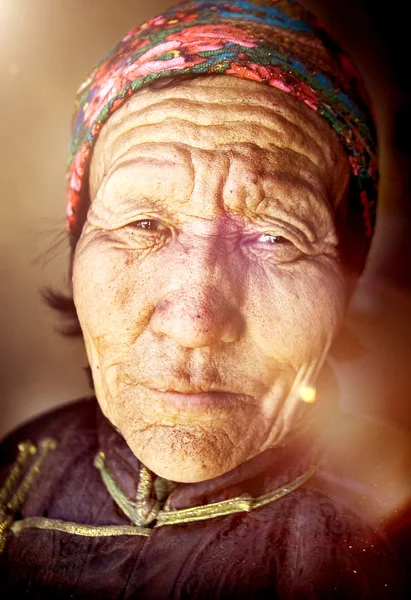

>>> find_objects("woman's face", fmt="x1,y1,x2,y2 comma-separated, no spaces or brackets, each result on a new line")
73,77,350,482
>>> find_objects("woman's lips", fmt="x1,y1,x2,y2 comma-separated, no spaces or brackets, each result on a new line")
143,386,248,411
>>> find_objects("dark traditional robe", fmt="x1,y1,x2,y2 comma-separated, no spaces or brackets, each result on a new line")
0,397,410,598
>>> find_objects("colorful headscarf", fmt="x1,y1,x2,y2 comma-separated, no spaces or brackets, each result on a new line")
67,0,377,272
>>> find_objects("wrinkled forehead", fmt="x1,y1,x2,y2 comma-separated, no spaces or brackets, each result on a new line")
90,76,350,211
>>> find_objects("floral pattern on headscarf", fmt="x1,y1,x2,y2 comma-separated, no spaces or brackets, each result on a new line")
67,0,377,266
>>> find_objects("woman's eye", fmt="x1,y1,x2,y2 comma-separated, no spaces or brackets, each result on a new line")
253,232,302,263
131,219,165,232
259,234,289,245
122,219,170,248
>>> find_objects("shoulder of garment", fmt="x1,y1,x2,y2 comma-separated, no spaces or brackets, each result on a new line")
0,397,101,550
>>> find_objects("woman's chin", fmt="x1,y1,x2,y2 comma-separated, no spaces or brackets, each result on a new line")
146,458,225,483
124,424,248,483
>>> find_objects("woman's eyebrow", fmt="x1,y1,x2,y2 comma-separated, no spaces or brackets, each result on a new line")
228,168,328,208
261,172,328,205
227,170,334,236
97,156,190,196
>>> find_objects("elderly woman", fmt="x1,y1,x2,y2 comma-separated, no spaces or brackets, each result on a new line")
1,0,410,597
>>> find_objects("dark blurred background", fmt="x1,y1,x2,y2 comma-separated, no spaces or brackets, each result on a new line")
0,0,410,438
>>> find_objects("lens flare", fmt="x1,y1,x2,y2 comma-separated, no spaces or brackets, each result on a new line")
300,385,316,403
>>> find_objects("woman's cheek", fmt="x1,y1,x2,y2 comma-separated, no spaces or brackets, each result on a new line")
290,262,347,353
247,259,346,365
73,236,148,340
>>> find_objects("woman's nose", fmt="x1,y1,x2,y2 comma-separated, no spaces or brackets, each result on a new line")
150,251,244,348
150,289,243,348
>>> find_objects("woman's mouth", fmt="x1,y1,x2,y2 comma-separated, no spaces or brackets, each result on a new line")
142,385,251,412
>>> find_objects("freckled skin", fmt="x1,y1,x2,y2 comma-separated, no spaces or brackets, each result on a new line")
73,77,351,483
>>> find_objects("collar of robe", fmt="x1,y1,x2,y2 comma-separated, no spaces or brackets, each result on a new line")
95,404,324,528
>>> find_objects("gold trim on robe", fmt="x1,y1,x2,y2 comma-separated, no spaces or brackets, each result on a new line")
156,461,320,526
11,517,150,538
0,439,57,553
95,450,322,527
1,438,321,548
